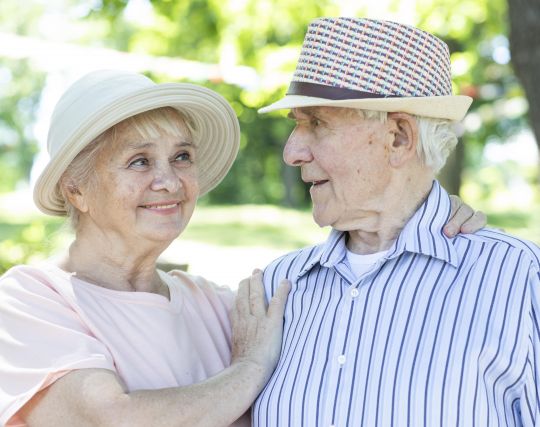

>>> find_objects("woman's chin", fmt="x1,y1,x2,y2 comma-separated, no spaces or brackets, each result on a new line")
140,224,185,245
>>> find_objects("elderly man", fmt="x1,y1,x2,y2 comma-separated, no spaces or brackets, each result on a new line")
253,17,540,426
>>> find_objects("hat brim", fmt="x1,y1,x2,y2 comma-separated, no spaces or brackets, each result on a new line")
34,83,240,216
259,94,472,121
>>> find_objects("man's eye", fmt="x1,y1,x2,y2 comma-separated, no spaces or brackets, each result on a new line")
311,118,321,127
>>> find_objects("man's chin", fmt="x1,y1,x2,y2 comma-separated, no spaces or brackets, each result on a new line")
312,209,334,229
322,217,364,232
312,207,357,231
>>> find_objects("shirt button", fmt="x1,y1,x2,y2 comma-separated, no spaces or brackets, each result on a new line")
337,355,346,365
351,288,359,298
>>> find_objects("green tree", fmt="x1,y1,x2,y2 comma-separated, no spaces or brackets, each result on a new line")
0,1,48,192
2,0,536,207
0,60,45,191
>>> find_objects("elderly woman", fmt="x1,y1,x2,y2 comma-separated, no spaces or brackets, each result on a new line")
0,70,290,427
0,70,482,427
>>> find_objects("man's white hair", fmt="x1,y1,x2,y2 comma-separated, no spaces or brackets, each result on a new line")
360,110,458,173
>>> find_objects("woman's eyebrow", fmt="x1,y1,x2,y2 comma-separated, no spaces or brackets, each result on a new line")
127,142,155,150
127,141,195,150
179,140,197,149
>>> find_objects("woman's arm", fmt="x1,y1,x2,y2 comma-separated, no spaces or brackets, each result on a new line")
19,272,290,427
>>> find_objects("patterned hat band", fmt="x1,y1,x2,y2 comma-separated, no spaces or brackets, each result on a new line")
260,17,472,121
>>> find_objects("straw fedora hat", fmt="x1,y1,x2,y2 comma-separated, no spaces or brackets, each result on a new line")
34,70,240,216
259,18,472,121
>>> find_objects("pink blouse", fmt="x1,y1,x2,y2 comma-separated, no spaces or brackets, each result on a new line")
0,263,248,426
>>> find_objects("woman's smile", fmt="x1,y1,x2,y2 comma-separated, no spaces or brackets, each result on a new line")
139,201,181,215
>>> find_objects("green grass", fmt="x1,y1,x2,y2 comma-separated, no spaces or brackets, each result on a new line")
0,203,328,273
0,195,538,275
0,219,64,241
182,205,327,250
483,211,540,244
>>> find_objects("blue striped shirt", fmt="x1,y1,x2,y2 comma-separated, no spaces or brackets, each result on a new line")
254,181,540,426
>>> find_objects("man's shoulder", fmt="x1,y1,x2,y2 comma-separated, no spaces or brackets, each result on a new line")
456,227,540,269
263,243,324,281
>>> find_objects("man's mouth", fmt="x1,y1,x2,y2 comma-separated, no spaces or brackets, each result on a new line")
311,180,329,187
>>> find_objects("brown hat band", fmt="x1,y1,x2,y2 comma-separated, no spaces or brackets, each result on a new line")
287,81,402,100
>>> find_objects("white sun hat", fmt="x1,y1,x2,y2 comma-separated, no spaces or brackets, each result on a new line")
259,17,472,121
33,69,240,216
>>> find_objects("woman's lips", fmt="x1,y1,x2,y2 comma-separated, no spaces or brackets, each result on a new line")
139,202,181,215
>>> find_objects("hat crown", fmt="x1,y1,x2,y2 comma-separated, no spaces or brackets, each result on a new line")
292,17,453,98
47,70,154,157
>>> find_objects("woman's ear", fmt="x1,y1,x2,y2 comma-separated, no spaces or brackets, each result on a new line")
61,179,89,213
386,112,419,168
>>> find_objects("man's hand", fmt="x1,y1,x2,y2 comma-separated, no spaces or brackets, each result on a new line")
444,195,487,237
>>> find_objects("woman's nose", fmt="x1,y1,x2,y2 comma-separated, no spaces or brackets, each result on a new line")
150,163,181,193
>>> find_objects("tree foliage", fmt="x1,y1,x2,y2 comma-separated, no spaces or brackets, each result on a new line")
0,59,45,191
0,0,537,208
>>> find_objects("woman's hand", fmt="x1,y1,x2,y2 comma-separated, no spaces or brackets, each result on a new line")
444,195,487,237
231,270,290,384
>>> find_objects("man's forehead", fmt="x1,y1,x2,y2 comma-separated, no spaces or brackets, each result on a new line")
289,106,349,118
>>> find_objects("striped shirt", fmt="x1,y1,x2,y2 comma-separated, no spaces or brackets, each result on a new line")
254,181,540,427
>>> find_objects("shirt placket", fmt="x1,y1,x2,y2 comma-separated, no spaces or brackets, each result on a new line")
323,266,360,427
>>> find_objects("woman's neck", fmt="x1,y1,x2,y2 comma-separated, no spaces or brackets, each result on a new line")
58,230,167,297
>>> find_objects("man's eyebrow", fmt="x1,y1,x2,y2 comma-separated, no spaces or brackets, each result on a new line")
288,108,316,120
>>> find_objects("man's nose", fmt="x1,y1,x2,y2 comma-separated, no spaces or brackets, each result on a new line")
283,130,313,166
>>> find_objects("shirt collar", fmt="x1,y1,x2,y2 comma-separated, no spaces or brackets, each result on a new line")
386,180,459,267
296,180,459,279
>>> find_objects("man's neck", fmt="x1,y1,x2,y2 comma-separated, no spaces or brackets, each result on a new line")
345,177,434,255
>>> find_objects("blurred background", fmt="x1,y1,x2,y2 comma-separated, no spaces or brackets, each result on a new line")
0,0,539,287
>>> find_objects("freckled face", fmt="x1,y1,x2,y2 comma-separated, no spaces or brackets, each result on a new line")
283,107,394,230
80,118,199,246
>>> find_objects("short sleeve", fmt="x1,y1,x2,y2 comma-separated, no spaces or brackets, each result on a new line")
0,266,115,425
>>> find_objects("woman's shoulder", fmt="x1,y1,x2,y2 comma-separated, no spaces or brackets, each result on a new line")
0,262,75,302
2,261,67,280
160,269,235,309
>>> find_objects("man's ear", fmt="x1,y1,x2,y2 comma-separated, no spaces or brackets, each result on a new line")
386,112,419,168
61,180,89,213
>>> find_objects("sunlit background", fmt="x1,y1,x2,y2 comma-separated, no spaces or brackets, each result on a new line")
1,0,538,286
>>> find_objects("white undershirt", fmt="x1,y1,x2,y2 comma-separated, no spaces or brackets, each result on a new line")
346,249,388,278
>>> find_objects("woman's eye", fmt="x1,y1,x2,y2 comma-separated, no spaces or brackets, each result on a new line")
129,158,148,167
311,118,321,127
174,152,192,162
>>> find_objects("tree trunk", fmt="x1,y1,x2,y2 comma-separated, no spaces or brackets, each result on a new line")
508,0,540,183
